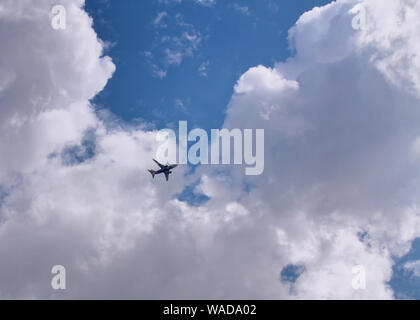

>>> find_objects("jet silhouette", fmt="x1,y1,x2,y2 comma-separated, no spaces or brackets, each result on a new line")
148,159,178,181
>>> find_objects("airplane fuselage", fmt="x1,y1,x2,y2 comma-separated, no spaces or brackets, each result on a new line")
155,164,177,175
148,160,178,181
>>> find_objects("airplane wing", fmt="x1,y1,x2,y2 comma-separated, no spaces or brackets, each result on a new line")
153,159,165,169
164,171,170,181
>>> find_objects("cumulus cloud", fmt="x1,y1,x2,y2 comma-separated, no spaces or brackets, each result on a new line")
218,0,420,298
0,0,420,300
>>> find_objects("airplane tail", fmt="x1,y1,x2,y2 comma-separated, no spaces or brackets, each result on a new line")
148,170,156,178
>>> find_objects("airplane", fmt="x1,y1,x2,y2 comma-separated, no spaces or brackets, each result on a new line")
148,159,178,181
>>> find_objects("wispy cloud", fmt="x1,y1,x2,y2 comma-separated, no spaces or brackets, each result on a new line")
143,51,167,79
232,3,250,16
153,11,168,28
161,30,202,66
174,97,190,113
158,0,215,7
198,60,209,77
194,0,216,7
146,11,204,78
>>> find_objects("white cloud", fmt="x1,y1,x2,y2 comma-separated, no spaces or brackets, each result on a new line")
145,12,203,77
193,0,216,7
153,11,168,28
404,260,420,277
198,60,209,77
162,31,202,66
232,4,250,16
174,97,190,113
158,0,215,7
0,0,419,300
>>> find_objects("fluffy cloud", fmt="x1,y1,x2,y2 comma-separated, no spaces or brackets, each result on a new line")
0,0,420,299
219,0,420,298
0,0,114,184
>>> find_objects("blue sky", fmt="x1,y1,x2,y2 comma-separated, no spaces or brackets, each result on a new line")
85,0,332,131
82,0,420,300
